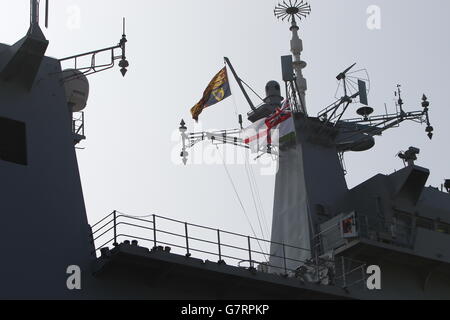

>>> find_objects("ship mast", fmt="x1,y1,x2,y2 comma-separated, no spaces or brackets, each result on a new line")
274,0,311,115
30,0,49,30
30,0,39,26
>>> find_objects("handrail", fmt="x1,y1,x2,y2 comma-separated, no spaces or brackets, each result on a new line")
91,211,369,290
92,213,311,253
91,211,115,228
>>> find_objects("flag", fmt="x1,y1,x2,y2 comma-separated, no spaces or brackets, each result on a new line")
190,67,232,121
241,100,295,153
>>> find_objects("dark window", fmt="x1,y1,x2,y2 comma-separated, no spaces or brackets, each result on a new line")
416,217,434,230
0,116,27,165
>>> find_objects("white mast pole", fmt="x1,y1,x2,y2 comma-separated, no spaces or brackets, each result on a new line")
290,16,308,115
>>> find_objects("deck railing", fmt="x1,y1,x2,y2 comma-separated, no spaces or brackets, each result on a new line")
312,213,416,256
91,211,368,290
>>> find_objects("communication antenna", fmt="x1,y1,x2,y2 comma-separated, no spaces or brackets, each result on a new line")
45,0,49,28
30,0,49,28
317,63,370,126
274,0,311,115
334,63,370,103
119,18,129,77
274,0,311,22
58,18,129,80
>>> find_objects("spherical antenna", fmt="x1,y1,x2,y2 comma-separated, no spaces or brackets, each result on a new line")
274,0,311,23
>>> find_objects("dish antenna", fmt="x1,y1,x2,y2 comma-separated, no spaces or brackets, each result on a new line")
30,0,50,28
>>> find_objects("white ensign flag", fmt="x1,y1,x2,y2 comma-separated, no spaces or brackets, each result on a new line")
241,100,295,153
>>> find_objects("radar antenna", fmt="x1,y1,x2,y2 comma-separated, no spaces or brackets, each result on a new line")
318,63,370,126
332,85,434,156
30,0,49,28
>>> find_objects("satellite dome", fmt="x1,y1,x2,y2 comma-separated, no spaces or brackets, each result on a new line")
265,80,281,97
264,80,283,109
62,69,90,112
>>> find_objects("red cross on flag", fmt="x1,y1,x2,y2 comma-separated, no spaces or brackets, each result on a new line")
241,100,295,153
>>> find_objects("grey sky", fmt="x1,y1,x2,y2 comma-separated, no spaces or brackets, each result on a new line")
2,0,449,240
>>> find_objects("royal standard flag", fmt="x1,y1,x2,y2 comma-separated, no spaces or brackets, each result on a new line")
191,67,231,121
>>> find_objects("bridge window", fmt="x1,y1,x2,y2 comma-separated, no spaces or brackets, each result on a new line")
437,222,450,235
416,217,434,230
0,117,27,166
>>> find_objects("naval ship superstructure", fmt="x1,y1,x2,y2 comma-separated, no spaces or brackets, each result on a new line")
0,1,449,300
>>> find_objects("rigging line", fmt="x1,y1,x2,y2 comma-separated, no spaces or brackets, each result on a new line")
216,146,269,262
346,79,359,95
347,68,367,75
230,80,239,117
244,159,266,240
240,78,265,102
249,163,271,239
245,154,270,238
334,81,342,99
239,125,270,242
346,77,363,86
347,75,370,82
244,156,269,255
225,59,239,117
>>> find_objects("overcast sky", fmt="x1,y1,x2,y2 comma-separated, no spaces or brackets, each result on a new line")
2,0,450,242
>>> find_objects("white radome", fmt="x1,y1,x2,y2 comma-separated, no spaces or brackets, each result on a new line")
62,69,90,112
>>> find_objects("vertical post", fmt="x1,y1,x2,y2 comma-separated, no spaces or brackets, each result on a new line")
217,230,222,262
224,57,255,111
113,210,117,246
185,223,190,257
365,215,369,238
315,248,320,282
45,0,49,28
82,112,85,136
248,236,253,269
152,214,157,248
71,112,75,134
341,256,347,288
361,264,367,290
31,0,39,26
282,243,287,275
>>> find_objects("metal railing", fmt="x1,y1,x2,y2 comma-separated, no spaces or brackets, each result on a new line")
358,214,415,249
312,213,416,257
90,211,368,290
72,112,85,137
91,211,312,275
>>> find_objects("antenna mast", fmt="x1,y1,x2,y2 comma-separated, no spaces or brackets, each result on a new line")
274,0,311,115
30,0,39,26
30,0,49,28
